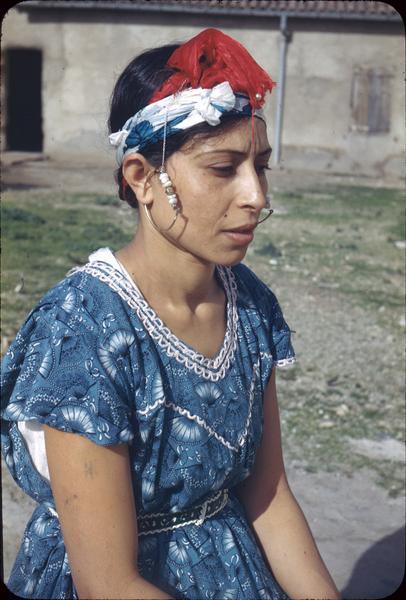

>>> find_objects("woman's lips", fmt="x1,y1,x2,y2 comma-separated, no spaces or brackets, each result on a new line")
222,225,256,245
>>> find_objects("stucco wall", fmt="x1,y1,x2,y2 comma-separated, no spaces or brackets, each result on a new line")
282,21,404,177
2,6,404,178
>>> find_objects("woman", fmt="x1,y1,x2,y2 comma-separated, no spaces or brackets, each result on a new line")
1,29,340,599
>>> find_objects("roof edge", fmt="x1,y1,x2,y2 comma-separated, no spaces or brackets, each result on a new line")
17,1,403,22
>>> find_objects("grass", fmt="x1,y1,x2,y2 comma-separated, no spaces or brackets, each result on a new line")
1,185,405,495
251,185,405,326
1,191,136,337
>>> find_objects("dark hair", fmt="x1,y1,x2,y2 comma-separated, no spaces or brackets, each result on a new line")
108,44,247,209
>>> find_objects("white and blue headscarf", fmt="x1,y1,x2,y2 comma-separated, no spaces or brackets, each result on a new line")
109,81,265,166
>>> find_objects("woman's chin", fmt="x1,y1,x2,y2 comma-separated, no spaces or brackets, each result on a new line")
215,247,248,267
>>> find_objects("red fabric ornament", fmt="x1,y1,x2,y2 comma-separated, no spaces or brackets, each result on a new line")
149,28,276,108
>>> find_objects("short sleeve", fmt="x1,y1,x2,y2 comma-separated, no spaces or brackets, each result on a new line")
1,286,136,447
267,290,296,368
233,263,296,368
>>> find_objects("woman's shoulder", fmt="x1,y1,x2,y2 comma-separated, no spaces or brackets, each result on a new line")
230,262,280,310
1,266,137,453
231,262,296,367
26,268,112,336
231,261,267,287
2,253,138,440
5,251,131,361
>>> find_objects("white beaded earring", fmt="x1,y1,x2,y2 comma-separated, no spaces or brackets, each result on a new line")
158,167,179,211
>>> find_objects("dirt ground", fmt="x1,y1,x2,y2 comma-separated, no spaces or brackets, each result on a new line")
1,153,405,598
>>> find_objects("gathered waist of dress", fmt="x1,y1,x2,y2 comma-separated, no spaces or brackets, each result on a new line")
39,489,229,537
137,488,229,536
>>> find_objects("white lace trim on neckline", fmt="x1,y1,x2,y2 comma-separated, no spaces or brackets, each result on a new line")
70,260,238,381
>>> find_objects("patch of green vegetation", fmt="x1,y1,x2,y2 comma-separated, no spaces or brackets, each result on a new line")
280,398,405,497
254,241,282,257
1,206,46,225
248,185,404,322
94,195,121,206
337,286,403,311
278,361,405,496
1,191,134,337
387,212,406,240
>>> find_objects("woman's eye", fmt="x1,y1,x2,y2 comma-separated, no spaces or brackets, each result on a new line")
210,165,235,175
257,164,271,174
209,164,271,177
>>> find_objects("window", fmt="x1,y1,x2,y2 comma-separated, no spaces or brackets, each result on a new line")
350,68,391,134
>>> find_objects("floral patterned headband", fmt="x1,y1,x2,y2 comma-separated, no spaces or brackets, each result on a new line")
109,28,275,166
109,82,266,165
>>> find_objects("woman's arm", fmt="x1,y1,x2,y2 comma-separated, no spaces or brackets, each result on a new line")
44,425,172,599
235,370,340,600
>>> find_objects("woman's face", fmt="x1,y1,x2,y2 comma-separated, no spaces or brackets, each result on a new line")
148,118,271,266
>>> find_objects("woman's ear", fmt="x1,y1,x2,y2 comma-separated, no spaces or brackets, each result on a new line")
122,154,155,206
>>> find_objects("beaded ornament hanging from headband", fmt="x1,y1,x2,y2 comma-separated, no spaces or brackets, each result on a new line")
109,28,276,230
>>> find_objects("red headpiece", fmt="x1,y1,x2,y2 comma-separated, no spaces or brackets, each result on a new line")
150,28,276,108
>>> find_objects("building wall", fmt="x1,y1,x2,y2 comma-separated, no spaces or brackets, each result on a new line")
283,20,404,177
2,6,403,178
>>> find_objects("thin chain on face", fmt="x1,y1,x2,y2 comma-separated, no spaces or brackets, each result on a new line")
257,208,274,224
257,195,274,224
157,105,179,213
144,105,180,233
161,106,169,170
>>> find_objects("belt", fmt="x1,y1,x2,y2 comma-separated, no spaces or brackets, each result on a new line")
137,488,229,536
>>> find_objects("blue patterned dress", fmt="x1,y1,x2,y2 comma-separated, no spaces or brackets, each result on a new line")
1,249,295,599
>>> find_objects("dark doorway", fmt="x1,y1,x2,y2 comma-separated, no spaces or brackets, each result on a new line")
6,48,43,152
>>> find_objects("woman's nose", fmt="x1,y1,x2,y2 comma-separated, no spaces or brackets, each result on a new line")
237,170,267,212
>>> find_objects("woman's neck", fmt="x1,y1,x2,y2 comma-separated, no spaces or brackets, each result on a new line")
115,228,219,312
